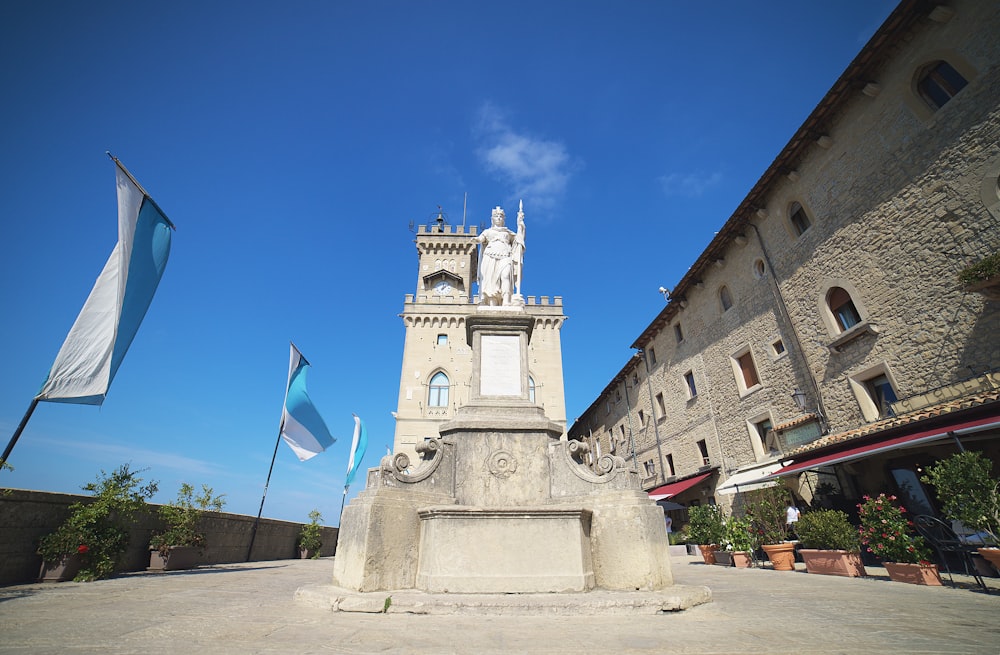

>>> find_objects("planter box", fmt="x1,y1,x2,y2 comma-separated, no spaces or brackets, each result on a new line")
884,562,942,586
978,547,1000,573
38,554,83,582
148,546,200,572
713,551,734,567
667,545,688,558
800,549,866,577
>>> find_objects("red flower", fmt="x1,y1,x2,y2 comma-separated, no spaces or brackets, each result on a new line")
77,545,89,554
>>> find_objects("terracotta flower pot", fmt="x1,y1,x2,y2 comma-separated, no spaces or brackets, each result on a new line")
800,549,866,577
731,551,753,568
762,542,796,571
884,562,942,586
977,547,1000,572
697,544,718,565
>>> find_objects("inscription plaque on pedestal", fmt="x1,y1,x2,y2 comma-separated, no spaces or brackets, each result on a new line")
480,334,521,396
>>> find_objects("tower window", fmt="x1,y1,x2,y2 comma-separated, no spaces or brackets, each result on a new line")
864,374,898,419
674,323,684,343
918,60,968,110
790,203,811,237
719,286,733,312
437,334,448,345
428,372,449,407
528,376,536,404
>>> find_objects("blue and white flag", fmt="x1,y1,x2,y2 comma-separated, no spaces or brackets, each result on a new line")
280,344,335,461
36,157,173,405
345,414,368,487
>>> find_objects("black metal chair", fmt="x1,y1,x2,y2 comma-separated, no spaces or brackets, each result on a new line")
913,515,989,592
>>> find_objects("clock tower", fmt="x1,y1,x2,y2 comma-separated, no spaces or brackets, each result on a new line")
393,208,567,460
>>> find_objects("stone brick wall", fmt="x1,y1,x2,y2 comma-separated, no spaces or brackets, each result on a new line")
0,489,339,586
570,1,1000,510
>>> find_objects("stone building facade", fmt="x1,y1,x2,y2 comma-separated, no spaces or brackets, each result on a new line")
569,0,1000,515
392,215,567,460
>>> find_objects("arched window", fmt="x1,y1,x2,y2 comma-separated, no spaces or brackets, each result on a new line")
828,287,861,332
719,286,733,312
528,376,536,404
428,372,449,407
789,202,811,237
917,60,968,110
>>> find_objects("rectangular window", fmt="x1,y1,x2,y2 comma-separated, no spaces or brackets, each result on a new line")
684,371,697,398
665,453,675,477
697,440,710,466
791,205,811,236
615,388,622,402
606,400,612,415
607,430,615,453
737,352,760,388
865,374,899,419
674,323,684,343
655,392,666,419
772,339,785,356
632,373,639,387
638,409,645,427
643,459,656,477
436,334,448,345
649,347,657,366
619,424,626,443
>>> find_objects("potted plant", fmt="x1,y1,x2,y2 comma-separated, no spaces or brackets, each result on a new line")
37,464,158,582
148,483,226,571
795,509,865,577
745,486,796,571
959,251,1000,300
921,451,1000,569
687,504,725,564
858,494,940,585
298,509,324,559
721,515,755,568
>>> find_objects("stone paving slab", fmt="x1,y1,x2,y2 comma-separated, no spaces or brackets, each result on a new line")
294,582,712,615
0,555,998,654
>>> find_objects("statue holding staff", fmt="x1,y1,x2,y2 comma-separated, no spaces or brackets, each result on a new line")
475,202,526,306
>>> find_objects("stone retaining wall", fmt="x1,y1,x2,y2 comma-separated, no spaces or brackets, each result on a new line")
0,489,338,586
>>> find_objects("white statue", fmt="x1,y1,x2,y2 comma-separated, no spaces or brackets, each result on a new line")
475,201,526,306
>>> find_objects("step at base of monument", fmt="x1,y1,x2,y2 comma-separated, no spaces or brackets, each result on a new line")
294,584,712,616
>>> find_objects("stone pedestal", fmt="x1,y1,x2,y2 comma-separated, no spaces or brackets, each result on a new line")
329,307,685,603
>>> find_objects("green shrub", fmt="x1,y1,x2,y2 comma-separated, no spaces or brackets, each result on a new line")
858,494,931,564
687,505,725,545
959,251,1000,286
921,451,999,542
795,509,860,551
150,483,226,555
722,515,756,552
37,464,158,581
298,509,324,557
744,485,792,545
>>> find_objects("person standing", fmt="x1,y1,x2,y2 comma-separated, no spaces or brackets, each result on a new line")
786,500,801,539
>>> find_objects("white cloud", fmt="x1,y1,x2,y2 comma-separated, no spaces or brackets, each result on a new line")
658,171,723,197
474,103,573,212
35,435,225,478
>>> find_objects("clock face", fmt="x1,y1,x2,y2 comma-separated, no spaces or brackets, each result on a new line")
434,281,452,295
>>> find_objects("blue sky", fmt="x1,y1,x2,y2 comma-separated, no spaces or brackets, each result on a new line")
0,1,897,525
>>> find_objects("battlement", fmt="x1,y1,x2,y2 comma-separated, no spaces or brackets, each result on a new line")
417,224,479,236
403,294,563,307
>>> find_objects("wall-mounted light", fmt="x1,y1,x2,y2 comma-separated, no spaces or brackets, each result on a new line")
791,388,808,411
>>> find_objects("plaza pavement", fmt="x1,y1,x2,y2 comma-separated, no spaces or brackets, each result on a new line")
1,554,998,654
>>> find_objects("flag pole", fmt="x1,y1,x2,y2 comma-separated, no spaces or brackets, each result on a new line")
1,398,39,467
246,428,282,561
339,486,349,524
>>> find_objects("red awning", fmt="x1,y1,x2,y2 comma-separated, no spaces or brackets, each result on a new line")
647,472,713,500
770,414,1000,478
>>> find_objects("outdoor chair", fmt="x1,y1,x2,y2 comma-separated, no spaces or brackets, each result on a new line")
913,515,989,593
